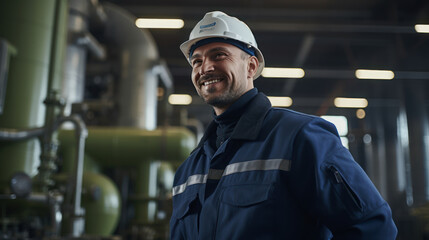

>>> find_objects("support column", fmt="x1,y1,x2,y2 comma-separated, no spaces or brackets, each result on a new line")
403,80,429,207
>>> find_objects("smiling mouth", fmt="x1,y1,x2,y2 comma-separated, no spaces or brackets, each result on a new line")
202,79,221,86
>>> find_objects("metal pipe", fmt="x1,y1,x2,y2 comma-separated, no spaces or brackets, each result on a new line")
0,192,63,236
54,114,87,237
88,0,107,23
152,60,173,92
0,38,17,115
74,31,106,60
153,60,174,128
0,127,45,141
48,193,63,236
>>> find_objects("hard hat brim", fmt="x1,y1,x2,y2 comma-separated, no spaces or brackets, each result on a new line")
180,34,265,80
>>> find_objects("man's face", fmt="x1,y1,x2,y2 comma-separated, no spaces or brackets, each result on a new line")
190,42,256,110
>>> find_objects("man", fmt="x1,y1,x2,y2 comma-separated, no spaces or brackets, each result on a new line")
170,11,397,239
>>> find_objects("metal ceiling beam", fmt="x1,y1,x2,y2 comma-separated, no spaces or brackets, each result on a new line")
282,34,314,96
249,23,417,34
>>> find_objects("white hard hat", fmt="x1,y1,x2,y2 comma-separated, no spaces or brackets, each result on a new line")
180,11,265,80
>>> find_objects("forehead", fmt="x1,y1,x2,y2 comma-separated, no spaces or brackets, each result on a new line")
192,42,241,56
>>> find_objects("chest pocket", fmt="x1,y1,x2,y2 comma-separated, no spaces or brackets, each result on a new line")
216,184,274,239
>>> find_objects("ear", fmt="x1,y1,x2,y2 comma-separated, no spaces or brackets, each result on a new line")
247,56,259,80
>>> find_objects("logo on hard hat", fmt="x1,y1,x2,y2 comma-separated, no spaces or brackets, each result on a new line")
200,22,216,29
199,22,216,33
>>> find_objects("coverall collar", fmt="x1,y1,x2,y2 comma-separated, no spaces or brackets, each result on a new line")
195,89,272,150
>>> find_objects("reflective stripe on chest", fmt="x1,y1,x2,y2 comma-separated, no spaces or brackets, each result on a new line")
172,159,291,196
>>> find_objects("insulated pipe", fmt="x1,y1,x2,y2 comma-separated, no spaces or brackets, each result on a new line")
61,0,90,116
103,3,160,130
55,115,87,237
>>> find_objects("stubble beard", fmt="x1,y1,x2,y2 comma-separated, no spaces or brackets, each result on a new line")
199,85,241,109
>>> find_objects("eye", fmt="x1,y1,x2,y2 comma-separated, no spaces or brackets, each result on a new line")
191,59,202,67
214,52,227,59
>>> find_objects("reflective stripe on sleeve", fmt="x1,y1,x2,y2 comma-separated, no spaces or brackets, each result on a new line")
172,159,291,196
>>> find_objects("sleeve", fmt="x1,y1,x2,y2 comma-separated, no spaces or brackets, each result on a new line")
289,118,397,240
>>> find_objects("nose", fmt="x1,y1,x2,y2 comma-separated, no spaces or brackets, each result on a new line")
199,58,214,76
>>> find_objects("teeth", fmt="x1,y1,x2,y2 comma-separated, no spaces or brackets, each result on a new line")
203,79,220,86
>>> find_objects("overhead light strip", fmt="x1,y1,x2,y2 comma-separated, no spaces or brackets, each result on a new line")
262,67,305,78
355,69,394,80
135,18,184,29
267,96,293,107
168,94,192,105
415,24,429,33
334,97,368,108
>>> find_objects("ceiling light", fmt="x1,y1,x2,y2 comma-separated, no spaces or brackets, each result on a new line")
135,18,184,29
356,109,366,119
321,115,348,136
168,94,192,105
334,97,368,108
267,96,293,107
262,67,305,78
415,24,429,33
355,69,394,80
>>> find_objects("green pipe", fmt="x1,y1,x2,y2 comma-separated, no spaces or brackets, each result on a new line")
58,127,195,168
46,0,68,93
0,0,62,192
56,171,121,236
134,160,159,224
81,172,121,236
58,126,195,225
131,161,176,224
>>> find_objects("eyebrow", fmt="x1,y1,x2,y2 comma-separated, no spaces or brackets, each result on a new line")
190,47,230,61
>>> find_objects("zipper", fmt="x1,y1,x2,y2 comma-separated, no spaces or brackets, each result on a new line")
329,166,362,210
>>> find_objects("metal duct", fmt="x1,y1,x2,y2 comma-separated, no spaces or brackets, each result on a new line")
61,0,90,116
103,3,160,130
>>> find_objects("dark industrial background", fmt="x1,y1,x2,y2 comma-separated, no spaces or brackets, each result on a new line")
103,1,429,239
0,0,428,239
109,0,429,115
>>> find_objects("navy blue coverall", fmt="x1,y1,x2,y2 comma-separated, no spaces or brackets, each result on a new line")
170,88,397,239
